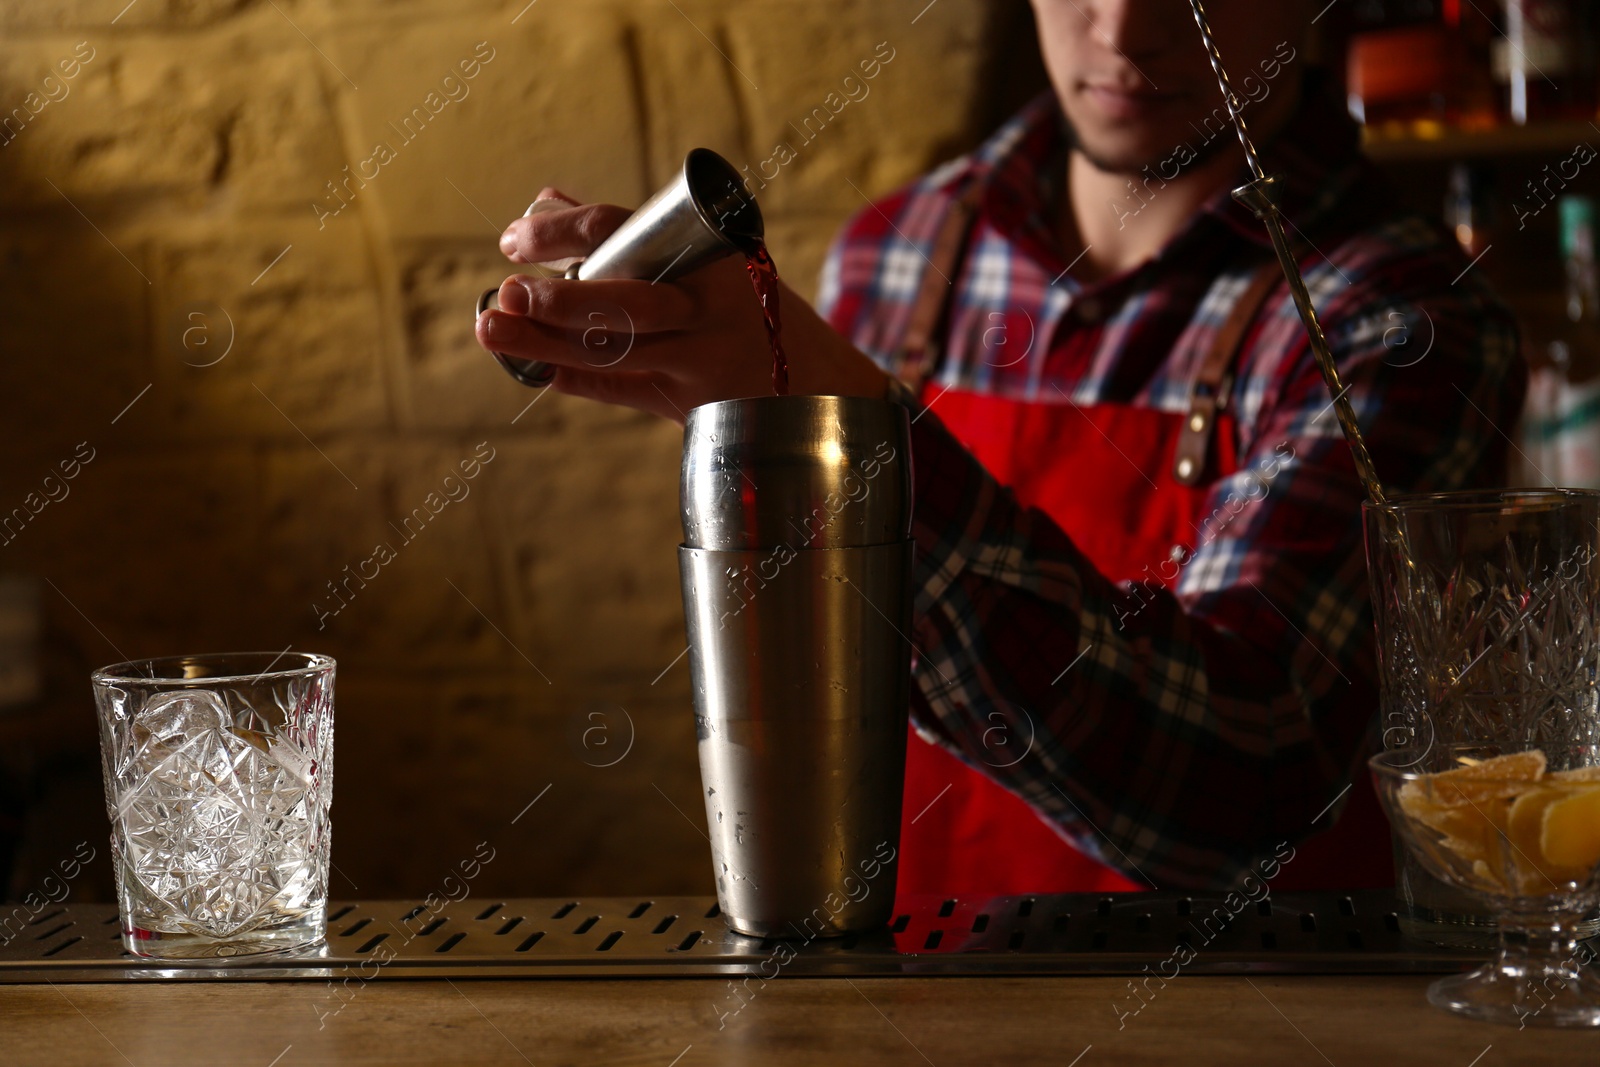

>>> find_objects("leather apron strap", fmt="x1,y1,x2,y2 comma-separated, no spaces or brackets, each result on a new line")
892,184,985,392
1171,263,1283,485
892,183,1287,486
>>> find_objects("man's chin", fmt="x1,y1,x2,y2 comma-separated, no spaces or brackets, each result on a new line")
1065,120,1233,177
1073,142,1163,175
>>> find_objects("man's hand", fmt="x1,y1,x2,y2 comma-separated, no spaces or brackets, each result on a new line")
474,190,891,423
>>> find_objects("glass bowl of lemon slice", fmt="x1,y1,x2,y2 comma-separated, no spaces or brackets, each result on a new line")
1372,746,1600,1026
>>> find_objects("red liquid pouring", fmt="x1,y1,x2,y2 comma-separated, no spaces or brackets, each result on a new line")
745,242,789,396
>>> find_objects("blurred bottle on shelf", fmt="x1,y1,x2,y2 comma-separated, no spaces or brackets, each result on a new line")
1493,0,1598,125
1521,196,1600,488
1444,162,1496,258
1346,0,1498,130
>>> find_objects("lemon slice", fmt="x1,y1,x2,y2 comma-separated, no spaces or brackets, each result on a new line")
1396,750,1548,894
1548,765,1600,782
1541,786,1600,872
1401,788,1495,845
1505,787,1579,894
1424,750,1547,806
1393,751,1600,895
1400,787,1508,885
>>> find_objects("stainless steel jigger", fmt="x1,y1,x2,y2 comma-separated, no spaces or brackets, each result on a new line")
679,395,914,938
477,148,763,388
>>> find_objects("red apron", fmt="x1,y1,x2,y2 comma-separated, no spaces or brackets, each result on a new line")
893,239,1392,896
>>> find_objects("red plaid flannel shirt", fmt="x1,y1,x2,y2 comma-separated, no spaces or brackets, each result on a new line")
816,83,1525,887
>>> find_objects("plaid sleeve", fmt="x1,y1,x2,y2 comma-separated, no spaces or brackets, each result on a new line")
898,234,1525,889
816,184,949,372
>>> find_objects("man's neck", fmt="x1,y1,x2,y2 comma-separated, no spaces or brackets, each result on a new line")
1063,148,1243,282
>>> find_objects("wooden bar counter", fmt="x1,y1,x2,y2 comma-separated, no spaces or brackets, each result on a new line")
3,973,1594,1065
5,893,1594,1064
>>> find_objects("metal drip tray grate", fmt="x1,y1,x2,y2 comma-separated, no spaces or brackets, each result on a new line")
0,890,1486,983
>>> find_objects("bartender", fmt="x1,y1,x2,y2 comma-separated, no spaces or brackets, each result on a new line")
475,0,1524,893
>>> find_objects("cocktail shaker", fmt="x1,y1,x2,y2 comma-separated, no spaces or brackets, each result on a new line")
478,147,762,388
679,395,914,938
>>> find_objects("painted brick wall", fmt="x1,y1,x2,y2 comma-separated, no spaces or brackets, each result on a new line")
0,0,1041,898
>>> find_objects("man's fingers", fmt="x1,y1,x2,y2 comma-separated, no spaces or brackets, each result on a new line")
530,187,578,206
496,275,531,316
476,304,662,375
476,309,560,358
500,202,633,263
494,275,696,333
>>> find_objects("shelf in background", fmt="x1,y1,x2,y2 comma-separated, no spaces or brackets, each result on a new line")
1363,119,1600,163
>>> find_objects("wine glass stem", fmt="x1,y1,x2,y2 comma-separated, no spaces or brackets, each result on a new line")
1497,904,1593,1016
